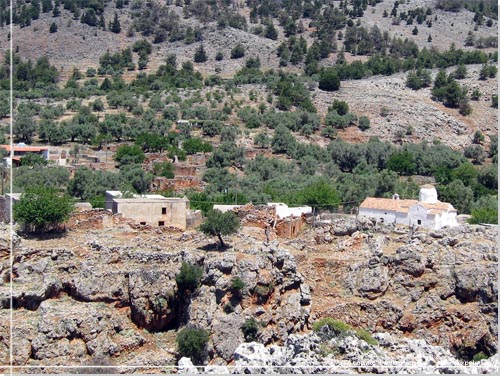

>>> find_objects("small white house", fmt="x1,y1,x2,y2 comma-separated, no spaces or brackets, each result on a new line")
359,185,458,230
212,202,312,219
267,202,312,219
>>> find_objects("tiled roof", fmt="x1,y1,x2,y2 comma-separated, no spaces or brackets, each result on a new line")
1,145,48,152
359,197,418,213
359,197,456,214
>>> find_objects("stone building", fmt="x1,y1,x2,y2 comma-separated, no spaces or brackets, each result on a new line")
105,191,201,230
359,185,458,230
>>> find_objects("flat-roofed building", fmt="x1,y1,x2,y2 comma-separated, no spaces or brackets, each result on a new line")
105,191,200,230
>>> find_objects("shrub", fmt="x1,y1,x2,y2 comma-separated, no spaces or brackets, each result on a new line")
194,44,208,63
175,262,203,293
231,276,245,293
176,327,209,365
241,318,260,342
468,207,498,224
358,116,370,131
223,302,235,313
355,328,378,346
472,351,488,362
231,44,245,59
319,69,340,91
49,22,58,33
312,318,351,334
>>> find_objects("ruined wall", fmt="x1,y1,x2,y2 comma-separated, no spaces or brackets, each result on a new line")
151,176,205,192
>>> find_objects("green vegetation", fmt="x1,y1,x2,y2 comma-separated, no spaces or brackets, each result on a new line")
175,262,203,293
312,317,351,335
355,328,379,346
241,317,260,342
313,318,378,345
231,277,245,294
199,209,240,247
175,327,209,365
14,186,74,234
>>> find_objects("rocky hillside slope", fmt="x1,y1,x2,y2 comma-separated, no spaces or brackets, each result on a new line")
295,216,498,360
0,214,497,372
0,221,311,370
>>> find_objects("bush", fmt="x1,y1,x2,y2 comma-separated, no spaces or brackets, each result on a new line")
473,351,488,362
312,318,351,334
223,302,235,313
176,327,209,365
358,115,370,131
231,276,245,293
355,328,378,346
241,318,260,342
231,44,245,59
175,262,203,293
49,22,58,33
468,207,498,224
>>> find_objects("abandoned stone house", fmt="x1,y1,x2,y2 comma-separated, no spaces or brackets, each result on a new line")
359,185,458,230
105,191,201,230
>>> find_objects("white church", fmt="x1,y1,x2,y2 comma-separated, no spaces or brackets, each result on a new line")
359,185,459,230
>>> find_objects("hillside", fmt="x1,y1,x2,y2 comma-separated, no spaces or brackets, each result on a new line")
0,0,498,372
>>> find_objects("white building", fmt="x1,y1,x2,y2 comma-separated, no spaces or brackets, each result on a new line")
213,202,312,219
266,202,312,219
359,185,458,230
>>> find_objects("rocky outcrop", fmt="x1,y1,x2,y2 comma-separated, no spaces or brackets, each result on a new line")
310,222,498,360
1,225,311,367
227,332,500,374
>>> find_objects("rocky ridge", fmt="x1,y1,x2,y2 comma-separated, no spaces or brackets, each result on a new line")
0,223,311,369
0,215,497,372
178,331,499,374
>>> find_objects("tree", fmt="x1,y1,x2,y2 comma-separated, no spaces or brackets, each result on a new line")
265,22,278,40
119,164,153,194
114,144,145,166
49,22,58,33
14,186,74,234
20,153,48,167
387,150,416,175
438,180,474,213
13,113,37,143
110,13,121,33
271,125,296,154
453,64,467,79
319,69,340,91
176,327,209,365
199,209,240,247
412,26,418,35
194,44,208,63
254,132,271,149
295,180,340,210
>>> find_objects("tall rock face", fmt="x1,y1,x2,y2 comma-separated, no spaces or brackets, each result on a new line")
310,219,498,360
0,225,311,367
